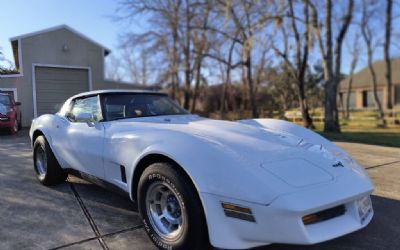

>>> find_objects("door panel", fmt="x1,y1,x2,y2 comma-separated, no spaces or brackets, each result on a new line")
52,95,105,179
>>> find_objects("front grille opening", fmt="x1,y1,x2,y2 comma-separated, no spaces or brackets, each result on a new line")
302,205,346,225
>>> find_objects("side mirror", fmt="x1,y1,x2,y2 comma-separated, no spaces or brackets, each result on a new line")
15,102,21,106
75,112,95,126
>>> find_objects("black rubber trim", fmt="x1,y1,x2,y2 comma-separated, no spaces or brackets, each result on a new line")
64,168,130,198
224,209,256,222
120,165,127,183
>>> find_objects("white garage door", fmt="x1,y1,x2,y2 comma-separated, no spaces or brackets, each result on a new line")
35,67,89,116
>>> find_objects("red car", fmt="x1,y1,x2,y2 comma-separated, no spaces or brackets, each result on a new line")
0,93,22,134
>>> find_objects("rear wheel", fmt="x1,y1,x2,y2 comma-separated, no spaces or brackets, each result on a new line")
33,135,67,185
138,163,209,250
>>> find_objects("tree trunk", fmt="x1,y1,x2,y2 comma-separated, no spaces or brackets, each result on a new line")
384,0,393,110
220,38,237,118
171,27,179,100
323,0,340,132
191,56,203,112
297,79,314,129
324,80,341,132
345,52,357,119
310,0,352,132
183,1,191,109
367,49,386,127
220,66,230,118
246,58,258,118
345,75,353,120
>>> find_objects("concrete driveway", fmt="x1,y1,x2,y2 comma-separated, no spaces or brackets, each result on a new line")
1,130,399,250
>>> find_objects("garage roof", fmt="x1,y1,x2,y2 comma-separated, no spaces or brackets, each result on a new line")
10,25,111,55
6,25,111,72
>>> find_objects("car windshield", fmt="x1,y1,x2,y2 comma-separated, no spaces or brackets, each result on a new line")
0,95,11,106
102,93,189,121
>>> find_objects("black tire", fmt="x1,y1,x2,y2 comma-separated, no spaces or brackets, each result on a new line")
138,163,209,250
33,135,67,186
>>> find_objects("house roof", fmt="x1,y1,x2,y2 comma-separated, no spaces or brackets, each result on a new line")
6,25,111,71
339,59,400,90
10,25,111,55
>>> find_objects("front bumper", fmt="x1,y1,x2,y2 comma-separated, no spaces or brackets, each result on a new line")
200,173,374,249
0,116,12,129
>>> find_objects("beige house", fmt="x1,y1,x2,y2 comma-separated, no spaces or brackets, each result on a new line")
0,25,151,127
339,59,400,110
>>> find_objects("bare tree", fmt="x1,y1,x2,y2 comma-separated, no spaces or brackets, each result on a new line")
273,0,314,128
105,55,124,81
191,2,243,118
344,32,360,120
361,0,386,127
191,0,211,112
384,0,393,110
140,50,149,85
181,0,194,109
310,0,354,132
117,0,182,97
266,66,297,111
208,0,282,118
203,35,241,117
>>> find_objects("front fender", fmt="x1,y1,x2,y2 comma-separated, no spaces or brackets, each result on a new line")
127,132,295,206
30,114,58,146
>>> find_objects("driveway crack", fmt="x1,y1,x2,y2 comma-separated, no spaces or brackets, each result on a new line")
67,180,109,250
48,225,143,250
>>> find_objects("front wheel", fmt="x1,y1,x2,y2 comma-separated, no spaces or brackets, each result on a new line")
138,163,209,250
33,135,67,186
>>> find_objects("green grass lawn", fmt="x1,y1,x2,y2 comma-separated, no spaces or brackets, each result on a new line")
312,121,400,147
289,110,400,147
319,130,400,148
217,109,400,147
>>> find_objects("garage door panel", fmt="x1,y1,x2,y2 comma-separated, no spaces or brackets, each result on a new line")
35,67,89,116
36,82,86,91
35,68,88,81
35,89,84,94
35,80,87,89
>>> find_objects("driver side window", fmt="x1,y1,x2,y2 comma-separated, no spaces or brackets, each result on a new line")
68,96,102,122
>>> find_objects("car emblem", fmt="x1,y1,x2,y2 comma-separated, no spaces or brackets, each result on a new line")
332,161,344,168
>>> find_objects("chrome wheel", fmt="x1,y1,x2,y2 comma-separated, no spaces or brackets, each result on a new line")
145,182,185,240
35,147,47,178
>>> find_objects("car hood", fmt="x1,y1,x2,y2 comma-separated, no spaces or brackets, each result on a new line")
104,115,371,204
118,115,359,184
176,116,356,180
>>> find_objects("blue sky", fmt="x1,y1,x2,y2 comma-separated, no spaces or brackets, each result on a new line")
0,0,399,78
0,0,142,69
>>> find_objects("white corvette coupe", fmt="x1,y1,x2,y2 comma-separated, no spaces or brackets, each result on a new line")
30,90,374,250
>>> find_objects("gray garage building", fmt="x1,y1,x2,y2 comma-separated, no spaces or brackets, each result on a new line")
0,25,151,127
